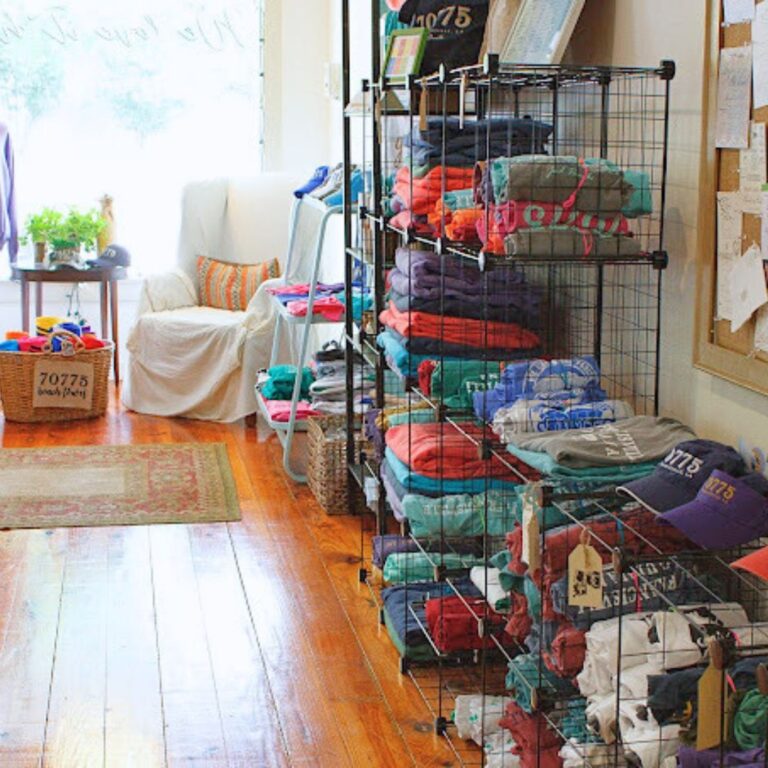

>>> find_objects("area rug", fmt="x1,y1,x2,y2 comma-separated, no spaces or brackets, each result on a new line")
0,443,240,529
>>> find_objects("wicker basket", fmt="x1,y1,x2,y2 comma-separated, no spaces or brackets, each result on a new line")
307,414,370,516
0,340,113,423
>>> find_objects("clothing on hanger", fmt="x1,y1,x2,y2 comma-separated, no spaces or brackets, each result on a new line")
0,122,17,264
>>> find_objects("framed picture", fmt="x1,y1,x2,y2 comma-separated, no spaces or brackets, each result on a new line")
500,0,585,65
383,28,429,80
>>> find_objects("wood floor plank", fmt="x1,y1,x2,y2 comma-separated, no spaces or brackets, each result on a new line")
186,523,289,768
43,527,110,768
149,525,228,768
0,530,67,767
104,526,165,768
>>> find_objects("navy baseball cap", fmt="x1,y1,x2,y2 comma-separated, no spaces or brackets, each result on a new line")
87,244,131,268
660,470,768,549
616,439,747,514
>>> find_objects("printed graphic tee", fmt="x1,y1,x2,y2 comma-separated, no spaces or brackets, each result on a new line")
399,0,489,74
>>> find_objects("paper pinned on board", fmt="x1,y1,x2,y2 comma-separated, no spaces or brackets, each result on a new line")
724,0,755,25
754,1,768,108
717,192,744,321
716,46,753,148
761,184,768,262
755,306,768,352
730,244,768,332
740,122,767,192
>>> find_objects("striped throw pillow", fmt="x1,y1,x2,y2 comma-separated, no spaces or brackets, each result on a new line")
197,256,281,311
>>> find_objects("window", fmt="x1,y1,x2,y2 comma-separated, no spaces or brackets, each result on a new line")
0,0,264,274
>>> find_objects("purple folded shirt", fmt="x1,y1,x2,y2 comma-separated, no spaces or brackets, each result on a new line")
678,746,765,768
394,247,525,291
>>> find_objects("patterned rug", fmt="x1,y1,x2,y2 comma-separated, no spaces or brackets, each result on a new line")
0,443,240,529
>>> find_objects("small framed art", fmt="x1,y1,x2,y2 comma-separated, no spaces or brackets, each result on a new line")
383,28,429,80
500,0,585,65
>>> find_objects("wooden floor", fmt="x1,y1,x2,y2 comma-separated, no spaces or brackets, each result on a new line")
0,394,461,768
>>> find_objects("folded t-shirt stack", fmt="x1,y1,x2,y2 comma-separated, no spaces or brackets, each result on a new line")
381,248,542,364
473,155,652,259
385,420,537,495
392,116,551,237
309,351,375,415
266,282,347,321
256,364,319,422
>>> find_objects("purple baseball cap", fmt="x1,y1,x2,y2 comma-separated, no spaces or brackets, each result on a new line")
616,439,747,514
660,470,768,549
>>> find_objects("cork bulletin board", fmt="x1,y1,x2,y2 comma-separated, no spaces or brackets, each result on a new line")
695,0,768,395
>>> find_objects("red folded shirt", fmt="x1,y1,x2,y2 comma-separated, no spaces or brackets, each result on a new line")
424,595,514,653
417,359,436,396
542,623,586,679
499,701,563,768
380,300,540,351
386,421,536,481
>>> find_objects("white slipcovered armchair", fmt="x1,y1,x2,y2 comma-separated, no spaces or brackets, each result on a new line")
122,174,304,422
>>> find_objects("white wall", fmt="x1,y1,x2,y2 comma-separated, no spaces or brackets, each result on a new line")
569,0,768,448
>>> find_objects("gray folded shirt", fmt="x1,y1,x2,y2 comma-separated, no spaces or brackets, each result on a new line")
506,415,696,468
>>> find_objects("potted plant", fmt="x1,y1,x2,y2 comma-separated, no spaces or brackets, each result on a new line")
23,208,64,264
24,207,107,267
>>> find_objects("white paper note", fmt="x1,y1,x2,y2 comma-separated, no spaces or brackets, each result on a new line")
761,185,768,261
755,305,768,351
716,46,753,148
741,122,767,191
717,192,744,320
724,0,755,24
730,244,768,332
754,2,768,108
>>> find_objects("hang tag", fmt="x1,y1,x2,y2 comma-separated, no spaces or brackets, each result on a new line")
696,638,730,751
419,84,428,132
459,73,468,130
521,485,542,573
567,535,603,609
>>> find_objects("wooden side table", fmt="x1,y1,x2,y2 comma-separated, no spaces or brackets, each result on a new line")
10,263,126,384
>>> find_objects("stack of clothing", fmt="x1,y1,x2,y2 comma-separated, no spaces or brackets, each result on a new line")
475,155,652,259
390,116,551,236
266,282,346,321
380,577,482,661
309,345,375,415
256,364,319,422
379,247,543,378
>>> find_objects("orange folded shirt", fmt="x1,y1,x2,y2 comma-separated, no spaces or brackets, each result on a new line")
394,166,475,215
380,300,540,351
445,208,484,242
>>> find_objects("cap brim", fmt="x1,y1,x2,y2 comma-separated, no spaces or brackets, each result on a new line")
661,497,768,550
616,474,697,514
732,547,768,581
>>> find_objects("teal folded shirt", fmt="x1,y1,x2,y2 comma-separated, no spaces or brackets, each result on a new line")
382,552,485,584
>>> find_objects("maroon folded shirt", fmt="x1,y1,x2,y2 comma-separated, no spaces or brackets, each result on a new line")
424,595,516,653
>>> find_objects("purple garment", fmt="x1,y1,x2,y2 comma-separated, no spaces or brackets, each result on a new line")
0,123,18,263
363,409,385,460
381,464,407,522
388,285,541,327
678,747,766,768
394,247,524,291
372,535,420,568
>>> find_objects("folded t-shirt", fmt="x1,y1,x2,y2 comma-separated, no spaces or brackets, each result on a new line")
507,416,696,469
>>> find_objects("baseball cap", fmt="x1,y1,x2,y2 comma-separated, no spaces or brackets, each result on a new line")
659,470,768,549
87,244,131,268
616,439,747,514
732,544,768,581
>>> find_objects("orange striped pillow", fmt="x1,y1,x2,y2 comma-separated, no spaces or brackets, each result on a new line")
197,256,281,311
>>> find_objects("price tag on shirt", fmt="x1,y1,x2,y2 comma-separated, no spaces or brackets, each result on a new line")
33,360,94,410
696,639,730,750
521,485,541,573
567,541,603,609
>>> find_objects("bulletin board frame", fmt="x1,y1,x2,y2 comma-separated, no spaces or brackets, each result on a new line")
694,0,768,396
